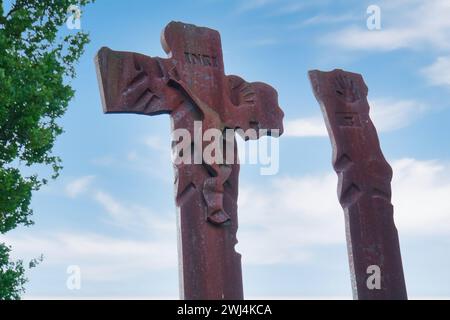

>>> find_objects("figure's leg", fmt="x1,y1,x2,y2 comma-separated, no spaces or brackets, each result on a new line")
203,164,232,225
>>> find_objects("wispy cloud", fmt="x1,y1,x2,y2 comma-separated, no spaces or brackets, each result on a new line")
370,99,427,132
284,116,327,137
2,178,178,285
90,134,172,183
65,176,95,198
143,135,167,152
240,0,332,16
93,190,128,223
272,2,306,16
421,56,450,88
284,98,426,137
322,0,450,51
293,13,358,28
65,178,174,235
4,232,177,282
235,0,277,13
248,38,279,47
93,190,174,235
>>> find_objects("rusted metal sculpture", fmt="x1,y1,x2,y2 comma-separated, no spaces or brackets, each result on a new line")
309,69,407,300
95,21,284,300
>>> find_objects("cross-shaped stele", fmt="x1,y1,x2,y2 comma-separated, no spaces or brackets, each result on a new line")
95,21,284,300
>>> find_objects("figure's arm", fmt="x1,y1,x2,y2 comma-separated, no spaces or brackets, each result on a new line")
95,47,183,115
226,75,284,138
166,67,222,129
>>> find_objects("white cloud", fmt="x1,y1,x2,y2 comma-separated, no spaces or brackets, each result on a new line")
237,172,343,265
370,99,427,132
323,0,450,51
3,232,177,282
144,135,167,152
92,190,174,235
422,56,450,88
284,116,327,137
65,177,174,235
90,134,172,183
3,185,178,284
93,190,127,222
4,158,450,297
65,176,95,198
237,158,450,266
284,99,425,137
392,158,450,234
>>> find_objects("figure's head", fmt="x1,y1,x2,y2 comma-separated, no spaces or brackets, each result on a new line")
251,82,285,137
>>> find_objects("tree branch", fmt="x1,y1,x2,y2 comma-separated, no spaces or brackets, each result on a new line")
5,0,25,19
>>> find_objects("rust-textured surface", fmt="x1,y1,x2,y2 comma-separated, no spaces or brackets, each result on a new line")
95,21,284,300
309,69,407,300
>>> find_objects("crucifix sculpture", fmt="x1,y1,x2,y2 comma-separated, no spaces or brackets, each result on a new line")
309,69,407,300
95,21,284,300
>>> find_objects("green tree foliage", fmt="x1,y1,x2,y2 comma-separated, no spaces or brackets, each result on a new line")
0,244,42,299
0,244,26,300
0,0,94,299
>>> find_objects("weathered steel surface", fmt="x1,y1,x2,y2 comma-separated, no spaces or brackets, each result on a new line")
309,69,407,300
95,21,284,300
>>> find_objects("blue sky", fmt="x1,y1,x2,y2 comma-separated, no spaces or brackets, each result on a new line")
2,0,450,299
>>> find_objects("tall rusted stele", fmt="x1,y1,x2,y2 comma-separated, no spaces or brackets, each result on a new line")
95,21,284,299
309,69,407,300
